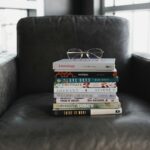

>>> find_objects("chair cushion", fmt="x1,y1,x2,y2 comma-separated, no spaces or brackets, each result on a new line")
0,93,150,150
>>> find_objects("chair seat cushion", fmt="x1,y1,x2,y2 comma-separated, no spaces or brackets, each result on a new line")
0,93,150,150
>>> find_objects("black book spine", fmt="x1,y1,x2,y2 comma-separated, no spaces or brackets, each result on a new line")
54,72,117,78
53,110,90,116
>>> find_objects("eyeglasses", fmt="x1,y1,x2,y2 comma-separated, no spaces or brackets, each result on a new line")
67,48,104,59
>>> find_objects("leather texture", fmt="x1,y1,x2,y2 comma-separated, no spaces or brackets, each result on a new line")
17,16,129,96
130,53,150,100
0,57,18,116
0,93,150,150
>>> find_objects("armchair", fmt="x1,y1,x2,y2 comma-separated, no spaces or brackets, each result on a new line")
0,16,150,150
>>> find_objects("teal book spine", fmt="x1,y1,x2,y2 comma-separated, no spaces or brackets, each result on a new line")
55,77,119,83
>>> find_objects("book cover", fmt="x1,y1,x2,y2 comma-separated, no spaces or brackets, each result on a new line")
53,108,122,116
54,87,117,93
53,58,115,71
53,102,121,110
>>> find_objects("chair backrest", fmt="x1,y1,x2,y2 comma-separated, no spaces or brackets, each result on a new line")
17,15,129,96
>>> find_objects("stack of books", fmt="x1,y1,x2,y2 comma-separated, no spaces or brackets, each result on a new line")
52,59,122,116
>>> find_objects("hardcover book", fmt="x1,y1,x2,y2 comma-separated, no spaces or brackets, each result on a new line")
53,58,115,71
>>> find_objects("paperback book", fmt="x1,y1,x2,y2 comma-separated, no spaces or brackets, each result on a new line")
54,70,117,78
54,87,118,93
55,77,119,83
54,92,117,99
53,108,122,116
54,97,119,103
54,82,117,88
53,101,121,110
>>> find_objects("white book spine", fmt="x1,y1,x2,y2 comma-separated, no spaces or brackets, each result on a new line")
54,87,117,93
55,97,119,103
54,82,116,88
53,60,115,71
54,92,117,99
53,64,115,71
90,108,122,115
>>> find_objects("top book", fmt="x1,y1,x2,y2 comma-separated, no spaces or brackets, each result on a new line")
53,58,116,71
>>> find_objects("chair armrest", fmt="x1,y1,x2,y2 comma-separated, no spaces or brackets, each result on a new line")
130,52,150,100
0,53,18,116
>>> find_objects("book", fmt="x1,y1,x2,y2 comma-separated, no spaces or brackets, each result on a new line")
53,58,115,71
54,70,117,78
55,97,119,103
54,82,117,88
54,92,117,99
53,108,122,116
54,87,117,93
55,77,119,83
54,69,117,72
53,102,121,110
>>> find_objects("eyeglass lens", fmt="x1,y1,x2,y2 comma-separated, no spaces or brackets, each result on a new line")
67,48,83,59
87,48,104,58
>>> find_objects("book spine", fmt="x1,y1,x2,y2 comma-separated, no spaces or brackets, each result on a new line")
54,72,117,78
53,63,115,71
54,93,117,99
53,102,121,110
54,82,117,88
55,77,119,83
55,97,119,103
54,87,117,93
53,108,122,116
53,110,90,116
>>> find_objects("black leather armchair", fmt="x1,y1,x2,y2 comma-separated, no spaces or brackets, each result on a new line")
0,16,150,150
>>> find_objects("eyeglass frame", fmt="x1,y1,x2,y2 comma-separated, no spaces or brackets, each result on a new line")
67,48,104,59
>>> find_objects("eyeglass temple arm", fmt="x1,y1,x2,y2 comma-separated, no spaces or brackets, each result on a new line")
67,52,86,54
